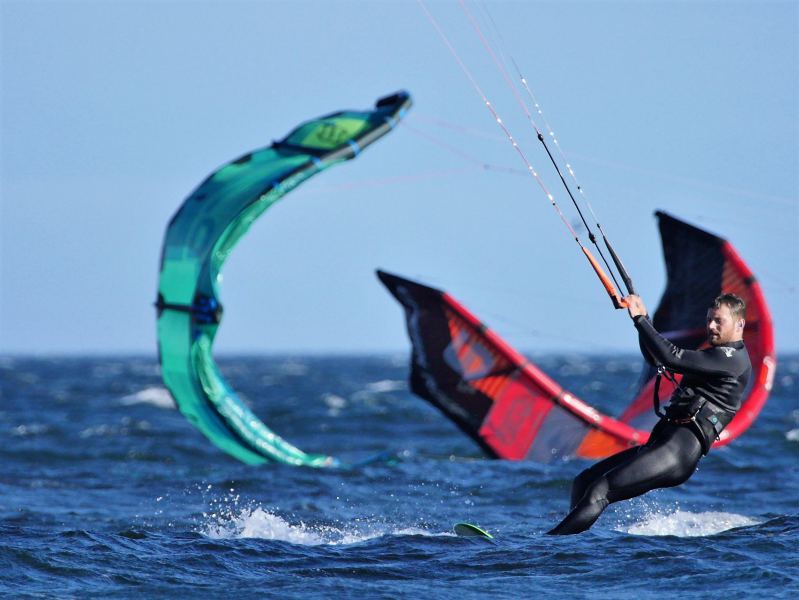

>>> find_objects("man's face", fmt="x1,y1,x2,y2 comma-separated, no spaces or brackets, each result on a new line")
706,305,744,346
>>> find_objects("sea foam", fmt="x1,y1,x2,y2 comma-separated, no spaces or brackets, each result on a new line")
203,506,432,545
624,509,760,537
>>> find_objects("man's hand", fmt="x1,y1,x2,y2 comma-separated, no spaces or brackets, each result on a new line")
625,294,648,320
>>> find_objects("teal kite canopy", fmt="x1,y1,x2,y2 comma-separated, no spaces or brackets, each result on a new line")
156,91,412,466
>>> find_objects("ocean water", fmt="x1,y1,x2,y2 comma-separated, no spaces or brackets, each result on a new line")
2,354,797,598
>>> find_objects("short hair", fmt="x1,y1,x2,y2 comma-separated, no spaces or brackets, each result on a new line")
712,293,746,321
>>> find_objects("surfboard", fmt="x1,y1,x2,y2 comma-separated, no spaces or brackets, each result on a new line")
453,522,494,539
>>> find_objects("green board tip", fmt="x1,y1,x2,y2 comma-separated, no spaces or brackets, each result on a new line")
453,522,494,539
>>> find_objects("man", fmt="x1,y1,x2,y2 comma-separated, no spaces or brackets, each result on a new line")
547,293,752,535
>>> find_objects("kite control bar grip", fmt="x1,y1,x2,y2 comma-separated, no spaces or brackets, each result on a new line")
604,235,636,296
582,247,629,310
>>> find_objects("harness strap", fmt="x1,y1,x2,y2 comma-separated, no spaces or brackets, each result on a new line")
652,365,679,418
707,413,725,439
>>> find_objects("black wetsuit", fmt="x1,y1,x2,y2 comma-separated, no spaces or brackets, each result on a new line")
547,315,751,535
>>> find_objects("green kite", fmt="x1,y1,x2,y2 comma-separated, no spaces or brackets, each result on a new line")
156,92,412,466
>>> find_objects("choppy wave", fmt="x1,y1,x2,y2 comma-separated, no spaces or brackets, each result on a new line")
3,354,797,598
119,386,175,409
276,360,309,376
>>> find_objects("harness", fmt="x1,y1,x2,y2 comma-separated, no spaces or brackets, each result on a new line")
652,365,726,455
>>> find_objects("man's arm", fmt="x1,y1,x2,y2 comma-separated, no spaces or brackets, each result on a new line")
635,316,658,366
624,295,738,377
624,295,657,365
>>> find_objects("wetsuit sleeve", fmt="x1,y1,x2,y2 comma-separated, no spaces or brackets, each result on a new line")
633,315,738,377
635,316,657,366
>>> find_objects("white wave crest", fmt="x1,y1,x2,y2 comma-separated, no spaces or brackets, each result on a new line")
323,393,347,409
119,386,175,409
277,361,309,376
365,380,405,393
323,393,347,417
623,509,760,537
203,507,431,545
11,423,50,437
786,428,799,442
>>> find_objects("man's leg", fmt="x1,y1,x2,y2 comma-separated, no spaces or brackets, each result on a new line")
568,445,641,509
548,425,702,535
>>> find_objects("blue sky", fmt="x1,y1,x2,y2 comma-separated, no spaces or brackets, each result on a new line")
1,0,797,355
